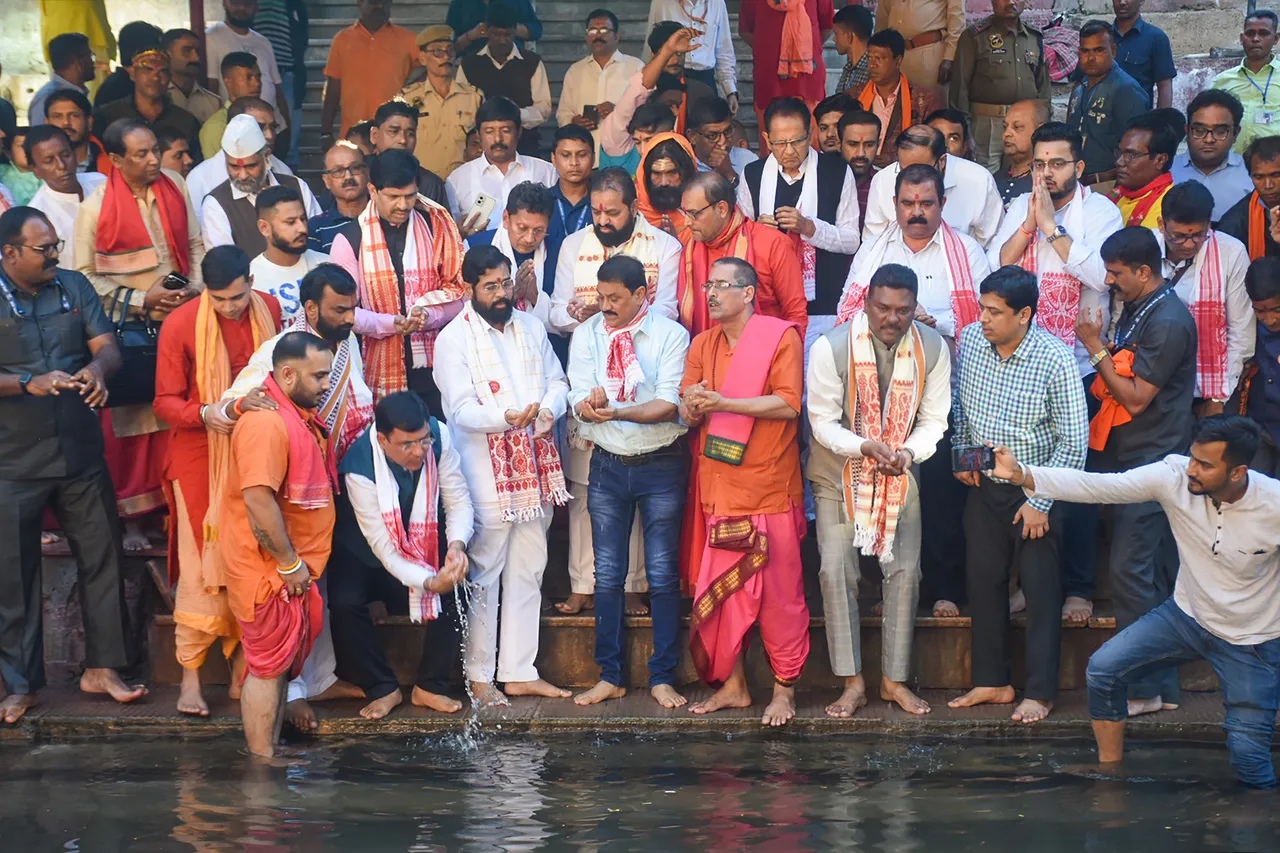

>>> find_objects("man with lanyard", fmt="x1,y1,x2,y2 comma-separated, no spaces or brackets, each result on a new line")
738,96,860,352
545,125,596,299
1216,135,1280,260
1157,181,1255,422
549,167,681,617
1080,226,1198,718
1211,10,1280,156
1067,20,1148,191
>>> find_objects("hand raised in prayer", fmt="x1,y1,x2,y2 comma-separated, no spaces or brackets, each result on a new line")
505,402,540,428
534,407,555,436
1270,207,1280,246
516,259,539,302
1074,306,1105,354
279,560,310,598
774,207,816,239
567,297,600,323
1013,502,1049,540
1023,176,1041,234
71,364,109,408
1033,170,1058,237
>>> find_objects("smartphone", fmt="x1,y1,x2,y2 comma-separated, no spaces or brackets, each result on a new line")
162,272,190,291
952,445,996,474
583,104,599,123
467,192,497,228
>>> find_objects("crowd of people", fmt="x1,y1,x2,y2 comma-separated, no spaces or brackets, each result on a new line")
0,0,1278,788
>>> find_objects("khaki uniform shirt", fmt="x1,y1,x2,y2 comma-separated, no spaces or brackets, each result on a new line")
951,16,1051,112
876,0,965,61
399,77,483,180
167,81,223,125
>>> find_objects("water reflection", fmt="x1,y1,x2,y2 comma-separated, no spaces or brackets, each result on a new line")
1,735,1277,852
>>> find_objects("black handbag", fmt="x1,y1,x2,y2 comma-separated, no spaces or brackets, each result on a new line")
104,287,160,408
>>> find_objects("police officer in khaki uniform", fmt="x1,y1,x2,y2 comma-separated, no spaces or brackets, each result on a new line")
951,0,1051,173
398,25,483,180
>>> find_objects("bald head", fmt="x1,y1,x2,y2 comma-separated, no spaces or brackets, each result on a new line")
1003,100,1050,165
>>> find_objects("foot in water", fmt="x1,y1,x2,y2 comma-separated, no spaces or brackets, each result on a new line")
80,668,147,703
554,593,594,615
469,681,511,708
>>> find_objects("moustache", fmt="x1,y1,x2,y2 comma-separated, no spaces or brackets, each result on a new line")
341,179,358,188
850,157,870,167
41,258,58,270
907,216,927,225
490,142,508,150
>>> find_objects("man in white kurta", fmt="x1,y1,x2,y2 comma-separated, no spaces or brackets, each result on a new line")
555,12,644,154
861,124,1004,249
26,124,106,271
435,244,572,705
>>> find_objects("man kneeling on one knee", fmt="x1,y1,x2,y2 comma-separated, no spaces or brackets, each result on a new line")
807,263,950,718
991,415,1280,789
330,391,474,720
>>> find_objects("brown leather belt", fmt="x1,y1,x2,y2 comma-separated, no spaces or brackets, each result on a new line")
905,29,946,50
1081,169,1118,186
971,102,1010,118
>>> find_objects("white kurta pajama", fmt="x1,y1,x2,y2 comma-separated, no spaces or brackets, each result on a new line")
29,173,106,270
861,155,1005,249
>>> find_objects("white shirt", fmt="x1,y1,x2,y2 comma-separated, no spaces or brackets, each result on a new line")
844,225,991,339
455,45,552,129
204,22,287,130
549,224,681,334
736,156,862,257
556,51,644,129
988,189,1124,376
186,151,293,221
248,250,329,320
862,155,1005,248
1026,457,1280,645
200,170,322,250
29,173,106,271
446,153,558,232
566,310,691,456
344,428,476,592
696,147,759,185
433,310,569,508
645,0,738,95
807,322,952,464
1156,229,1256,399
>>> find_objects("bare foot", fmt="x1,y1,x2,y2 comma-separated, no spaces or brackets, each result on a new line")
411,686,463,713
690,681,752,715
825,675,867,719
0,693,37,724
574,680,626,706
651,684,687,708
470,681,511,707
1011,697,1053,724
40,530,63,546
79,668,147,703
284,698,318,732
761,683,797,727
359,688,403,720
624,593,649,616
177,668,209,717
505,678,572,699
1009,588,1026,614
948,685,1015,709
1127,697,1165,717
554,593,594,615
1062,596,1094,624
880,678,930,715
309,679,365,702
122,520,151,552
227,648,247,701
870,600,884,617
932,599,960,617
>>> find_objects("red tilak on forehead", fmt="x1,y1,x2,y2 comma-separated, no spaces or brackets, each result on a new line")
911,193,922,202
233,158,248,167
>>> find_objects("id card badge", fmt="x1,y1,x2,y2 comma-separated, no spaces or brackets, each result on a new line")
1257,110,1275,126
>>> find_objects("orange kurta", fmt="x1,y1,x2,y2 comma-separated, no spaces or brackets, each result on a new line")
220,408,335,623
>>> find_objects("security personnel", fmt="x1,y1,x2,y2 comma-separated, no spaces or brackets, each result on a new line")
951,0,1051,174
398,25,483,180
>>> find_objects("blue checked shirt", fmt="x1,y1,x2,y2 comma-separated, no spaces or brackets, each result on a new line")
952,323,1089,512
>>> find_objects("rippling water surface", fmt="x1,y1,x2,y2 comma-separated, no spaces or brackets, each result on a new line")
3,734,1278,851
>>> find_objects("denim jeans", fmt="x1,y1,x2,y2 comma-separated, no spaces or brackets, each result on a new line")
280,70,302,168
587,449,686,688
1087,598,1280,788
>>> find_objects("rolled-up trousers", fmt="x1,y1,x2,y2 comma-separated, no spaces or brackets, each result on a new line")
0,465,130,694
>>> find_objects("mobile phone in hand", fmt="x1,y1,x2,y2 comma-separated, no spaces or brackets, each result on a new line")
583,104,599,123
951,445,996,473
162,272,190,291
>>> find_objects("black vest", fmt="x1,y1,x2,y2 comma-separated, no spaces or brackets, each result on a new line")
207,171,303,257
744,152,854,316
460,51,542,109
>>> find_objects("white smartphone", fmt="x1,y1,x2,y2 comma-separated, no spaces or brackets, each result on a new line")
467,192,497,228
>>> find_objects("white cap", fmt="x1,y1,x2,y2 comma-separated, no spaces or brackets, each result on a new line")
221,114,268,160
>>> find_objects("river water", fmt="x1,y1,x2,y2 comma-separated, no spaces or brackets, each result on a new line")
3,734,1277,851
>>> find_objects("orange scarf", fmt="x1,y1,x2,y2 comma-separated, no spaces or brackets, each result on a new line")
858,75,912,133
94,167,190,277
678,209,754,334
1247,191,1270,260
769,0,815,79
1109,171,1173,226
635,132,696,244
1089,348,1135,451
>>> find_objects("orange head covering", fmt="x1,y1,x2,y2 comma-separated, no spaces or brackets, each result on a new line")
635,131,697,244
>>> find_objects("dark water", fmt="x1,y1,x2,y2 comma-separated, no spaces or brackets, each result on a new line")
2,734,1278,852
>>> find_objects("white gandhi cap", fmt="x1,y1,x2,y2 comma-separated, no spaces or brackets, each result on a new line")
221,114,268,160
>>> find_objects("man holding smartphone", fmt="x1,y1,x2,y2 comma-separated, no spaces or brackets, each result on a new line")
948,265,1088,726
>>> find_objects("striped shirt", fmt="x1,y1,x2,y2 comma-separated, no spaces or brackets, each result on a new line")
952,323,1089,511
253,0,294,68
308,207,355,254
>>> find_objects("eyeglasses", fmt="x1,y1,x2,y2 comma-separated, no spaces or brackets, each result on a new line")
479,277,516,294
768,136,809,151
1032,158,1078,171
702,279,748,292
696,128,730,143
1189,124,1234,141
322,164,369,178
1165,229,1209,245
10,240,64,258
680,203,714,219
423,47,457,59
392,437,434,452
586,27,615,36
1113,149,1153,165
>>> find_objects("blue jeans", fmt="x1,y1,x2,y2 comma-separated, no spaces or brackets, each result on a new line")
587,448,686,688
281,70,302,168
1087,598,1280,788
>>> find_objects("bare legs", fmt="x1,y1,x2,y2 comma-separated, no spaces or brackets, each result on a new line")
241,673,286,758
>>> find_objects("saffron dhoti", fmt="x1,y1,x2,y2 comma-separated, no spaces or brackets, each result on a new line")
238,585,324,681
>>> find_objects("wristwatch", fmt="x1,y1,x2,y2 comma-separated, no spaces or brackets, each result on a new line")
17,373,32,394
1046,226,1068,244
1089,348,1110,368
